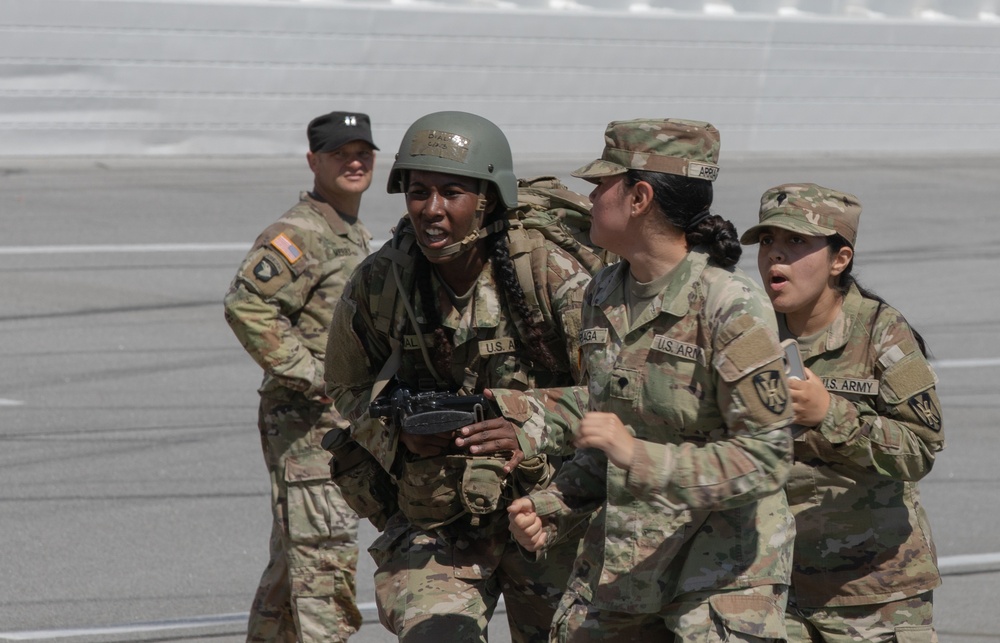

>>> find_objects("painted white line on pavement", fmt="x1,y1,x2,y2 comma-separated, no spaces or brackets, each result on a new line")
0,240,390,255
0,399,24,406
0,612,248,640
1,555,998,640
0,243,250,254
932,357,1000,369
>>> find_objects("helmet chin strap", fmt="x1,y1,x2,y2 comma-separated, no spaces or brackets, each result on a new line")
416,180,507,261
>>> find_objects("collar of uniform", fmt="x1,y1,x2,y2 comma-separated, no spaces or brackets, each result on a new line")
784,281,862,355
432,265,502,345
657,248,705,319
593,249,706,338
301,191,354,237
823,281,865,352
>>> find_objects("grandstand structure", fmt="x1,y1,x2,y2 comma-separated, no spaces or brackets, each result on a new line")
2,0,999,156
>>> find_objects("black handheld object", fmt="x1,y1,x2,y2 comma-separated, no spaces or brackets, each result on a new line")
370,387,489,434
782,339,806,381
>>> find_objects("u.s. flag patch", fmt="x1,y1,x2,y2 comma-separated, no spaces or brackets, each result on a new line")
270,233,302,264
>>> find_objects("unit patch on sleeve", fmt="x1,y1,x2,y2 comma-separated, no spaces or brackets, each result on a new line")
253,256,280,282
752,370,788,415
270,232,303,264
651,335,705,365
908,391,942,431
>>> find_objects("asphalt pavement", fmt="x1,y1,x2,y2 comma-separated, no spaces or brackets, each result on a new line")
1,154,998,642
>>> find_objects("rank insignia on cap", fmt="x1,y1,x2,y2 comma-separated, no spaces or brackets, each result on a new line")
752,370,788,415
253,257,279,282
270,233,302,264
344,115,357,126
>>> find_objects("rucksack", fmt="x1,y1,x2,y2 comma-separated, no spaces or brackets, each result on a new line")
513,175,616,276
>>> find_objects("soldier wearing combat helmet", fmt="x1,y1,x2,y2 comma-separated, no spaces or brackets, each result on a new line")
509,118,796,641
744,183,944,642
324,111,596,642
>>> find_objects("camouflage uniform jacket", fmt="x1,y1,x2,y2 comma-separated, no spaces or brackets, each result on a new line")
782,283,944,607
527,249,796,614
325,222,591,476
225,192,371,401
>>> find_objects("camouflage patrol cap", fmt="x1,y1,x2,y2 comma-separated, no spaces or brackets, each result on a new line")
571,118,721,184
740,183,862,248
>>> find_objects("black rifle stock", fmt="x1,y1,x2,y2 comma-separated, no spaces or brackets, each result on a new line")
370,387,489,435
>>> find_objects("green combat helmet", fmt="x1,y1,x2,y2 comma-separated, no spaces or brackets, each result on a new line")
387,110,518,210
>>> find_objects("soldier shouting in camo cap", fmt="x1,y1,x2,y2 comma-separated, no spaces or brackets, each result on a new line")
743,183,944,642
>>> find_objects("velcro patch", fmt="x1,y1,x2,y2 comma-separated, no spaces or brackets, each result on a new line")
270,232,302,264
579,327,609,345
822,377,879,396
479,337,516,357
650,335,705,365
908,392,942,431
752,370,788,415
409,129,470,163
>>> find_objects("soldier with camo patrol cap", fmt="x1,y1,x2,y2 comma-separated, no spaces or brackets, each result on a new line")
508,118,795,642
324,110,595,643
224,110,377,642
742,183,944,642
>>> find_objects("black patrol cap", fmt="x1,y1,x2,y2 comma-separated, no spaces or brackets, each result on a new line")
307,111,379,153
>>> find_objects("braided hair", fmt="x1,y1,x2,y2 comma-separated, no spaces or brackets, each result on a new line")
624,169,742,268
412,206,559,386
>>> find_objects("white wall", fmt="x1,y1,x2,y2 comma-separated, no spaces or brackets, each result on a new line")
2,0,999,156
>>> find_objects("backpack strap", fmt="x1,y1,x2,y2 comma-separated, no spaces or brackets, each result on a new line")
371,219,415,336
505,221,548,326
372,218,448,389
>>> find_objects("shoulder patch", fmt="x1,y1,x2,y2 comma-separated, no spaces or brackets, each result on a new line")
270,232,302,264
752,370,788,415
238,247,292,298
908,392,942,432
253,256,280,282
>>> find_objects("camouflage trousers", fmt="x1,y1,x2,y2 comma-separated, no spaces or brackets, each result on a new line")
368,510,584,643
247,396,362,643
551,584,788,642
785,590,937,643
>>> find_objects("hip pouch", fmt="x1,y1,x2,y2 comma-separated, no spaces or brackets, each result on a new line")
323,428,398,531
398,454,508,530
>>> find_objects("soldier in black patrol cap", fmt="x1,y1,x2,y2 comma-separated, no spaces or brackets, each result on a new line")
224,110,378,643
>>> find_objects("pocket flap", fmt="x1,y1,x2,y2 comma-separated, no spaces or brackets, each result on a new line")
284,452,334,483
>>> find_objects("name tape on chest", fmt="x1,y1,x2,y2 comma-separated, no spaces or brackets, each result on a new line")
651,335,705,365
579,328,609,345
822,377,880,396
403,334,435,351
479,337,517,357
